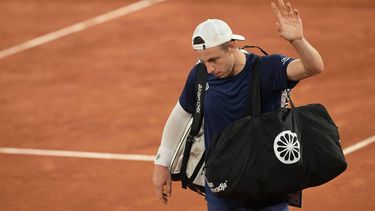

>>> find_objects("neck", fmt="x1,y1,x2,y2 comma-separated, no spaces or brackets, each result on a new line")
232,49,246,75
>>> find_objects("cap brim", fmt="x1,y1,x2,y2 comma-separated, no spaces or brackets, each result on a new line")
232,34,245,41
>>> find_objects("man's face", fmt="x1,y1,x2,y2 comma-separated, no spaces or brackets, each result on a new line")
195,45,235,78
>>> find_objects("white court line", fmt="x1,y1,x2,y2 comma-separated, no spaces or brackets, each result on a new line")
0,0,166,60
343,135,375,155
0,135,374,161
0,147,154,162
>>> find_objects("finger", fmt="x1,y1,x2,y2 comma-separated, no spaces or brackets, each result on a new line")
157,192,167,204
271,2,282,19
157,191,168,205
278,0,287,8
154,187,164,200
277,0,288,15
286,2,294,16
153,183,167,204
165,179,172,197
162,193,168,204
293,8,301,18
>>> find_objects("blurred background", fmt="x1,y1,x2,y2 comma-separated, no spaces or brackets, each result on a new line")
0,0,374,210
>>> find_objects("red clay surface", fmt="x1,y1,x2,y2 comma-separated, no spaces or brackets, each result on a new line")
0,0,374,210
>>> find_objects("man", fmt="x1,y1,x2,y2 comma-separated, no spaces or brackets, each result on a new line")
152,0,323,210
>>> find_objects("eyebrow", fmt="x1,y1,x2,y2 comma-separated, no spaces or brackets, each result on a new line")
206,56,220,63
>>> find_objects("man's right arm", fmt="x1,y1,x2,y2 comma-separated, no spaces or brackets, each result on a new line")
152,101,192,204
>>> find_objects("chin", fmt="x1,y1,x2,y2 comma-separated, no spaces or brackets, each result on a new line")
214,72,227,78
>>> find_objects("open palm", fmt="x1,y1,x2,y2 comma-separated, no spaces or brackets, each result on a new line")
271,0,303,42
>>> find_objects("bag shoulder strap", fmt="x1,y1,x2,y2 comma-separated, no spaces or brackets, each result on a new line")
190,62,207,135
242,45,268,116
250,55,262,116
180,62,207,188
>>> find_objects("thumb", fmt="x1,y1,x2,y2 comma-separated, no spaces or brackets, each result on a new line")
276,22,282,33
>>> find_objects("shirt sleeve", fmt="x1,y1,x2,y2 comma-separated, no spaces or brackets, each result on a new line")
260,54,299,91
179,65,198,114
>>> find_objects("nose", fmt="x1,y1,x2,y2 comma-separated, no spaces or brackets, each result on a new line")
205,62,215,74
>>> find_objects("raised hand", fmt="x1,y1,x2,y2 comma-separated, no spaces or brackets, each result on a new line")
271,0,303,42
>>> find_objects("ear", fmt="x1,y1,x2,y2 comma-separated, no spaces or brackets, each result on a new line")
229,41,237,54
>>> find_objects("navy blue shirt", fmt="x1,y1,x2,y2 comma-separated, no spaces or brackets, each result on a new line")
179,53,298,208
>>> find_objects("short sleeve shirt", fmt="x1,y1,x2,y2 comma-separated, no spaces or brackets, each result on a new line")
179,53,298,207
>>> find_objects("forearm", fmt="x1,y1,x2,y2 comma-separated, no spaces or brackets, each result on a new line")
154,101,192,167
290,38,324,76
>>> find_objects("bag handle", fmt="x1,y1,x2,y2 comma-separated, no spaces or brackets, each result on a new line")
249,56,301,161
286,89,299,137
286,89,296,109
248,55,297,116
241,45,268,116
241,45,269,56
247,55,262,116
181,62,207,189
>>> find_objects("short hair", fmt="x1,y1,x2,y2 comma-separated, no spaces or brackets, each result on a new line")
219,41,232,52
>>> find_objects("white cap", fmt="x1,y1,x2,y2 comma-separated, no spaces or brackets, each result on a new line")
192,19,245,50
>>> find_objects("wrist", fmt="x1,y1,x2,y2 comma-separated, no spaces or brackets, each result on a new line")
154,146,175,167
289,37,305,46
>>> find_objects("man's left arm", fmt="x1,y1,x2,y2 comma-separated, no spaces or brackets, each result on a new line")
271,0,323,81
287,38,323,81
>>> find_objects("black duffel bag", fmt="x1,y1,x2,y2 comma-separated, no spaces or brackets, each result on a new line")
205,56,347,201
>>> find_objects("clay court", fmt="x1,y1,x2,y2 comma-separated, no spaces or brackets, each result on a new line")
0,0,374,210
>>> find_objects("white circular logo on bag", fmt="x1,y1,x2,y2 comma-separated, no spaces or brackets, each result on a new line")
273,130,300,164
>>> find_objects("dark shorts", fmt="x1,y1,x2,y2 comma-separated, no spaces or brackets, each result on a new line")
207,202,289,211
